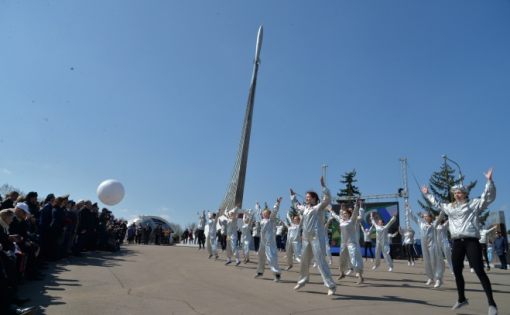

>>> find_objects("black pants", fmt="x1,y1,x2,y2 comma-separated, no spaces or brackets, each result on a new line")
253,236,260,252
498,254,508,269
363,242,373,259
404,244,415,263
197,229,205,248
452,238,496,307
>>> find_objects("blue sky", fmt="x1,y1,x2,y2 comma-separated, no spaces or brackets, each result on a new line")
1,1,509,232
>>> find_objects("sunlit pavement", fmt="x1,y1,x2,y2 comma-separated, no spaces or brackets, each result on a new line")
22,245,510,315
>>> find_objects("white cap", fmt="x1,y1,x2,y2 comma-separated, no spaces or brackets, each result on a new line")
15,202,30,215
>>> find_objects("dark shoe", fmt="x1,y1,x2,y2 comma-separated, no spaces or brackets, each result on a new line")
12,297,30,306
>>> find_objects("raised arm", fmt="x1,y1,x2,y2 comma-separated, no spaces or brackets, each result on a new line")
329,208,340,222
389,230,399,238
433,211,446,228
384,215,397,230
270,197,283,219
474,169,496,213
317,176,331,211
370,212,377,227
407,206,419,225
290,189,304,214
486,225,497,233
255,202,262,219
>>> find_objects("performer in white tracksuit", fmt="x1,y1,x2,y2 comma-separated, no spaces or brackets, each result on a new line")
360,223,374,261
291,177,336,296
371,212,397,271
197,210,206,250
422,168,498,314
254,198,283,281
329,200,364,284
205,211,219,259
284,211,302,270
408,207,444,288
241,211,254,263
479,225,497,271
436,219,453,273
399,226,416,266
219,206,241,266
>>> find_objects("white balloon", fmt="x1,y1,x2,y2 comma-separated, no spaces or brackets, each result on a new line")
97,179,125,206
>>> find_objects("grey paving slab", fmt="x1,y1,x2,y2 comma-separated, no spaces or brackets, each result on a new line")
21,245,510,315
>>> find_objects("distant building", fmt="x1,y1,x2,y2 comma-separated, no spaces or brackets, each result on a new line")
128,215,172,230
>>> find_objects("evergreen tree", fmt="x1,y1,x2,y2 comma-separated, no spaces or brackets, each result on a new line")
417,160,489,225
336,169,361,206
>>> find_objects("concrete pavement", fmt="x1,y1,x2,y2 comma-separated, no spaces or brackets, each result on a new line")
21,245,510,315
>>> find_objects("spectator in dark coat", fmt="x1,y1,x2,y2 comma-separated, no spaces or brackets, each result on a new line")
25,191,40,223
494,231,508,270
38,194,55,260
0,191,19,210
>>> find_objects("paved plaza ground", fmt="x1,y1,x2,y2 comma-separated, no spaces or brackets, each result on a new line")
22,244,510,315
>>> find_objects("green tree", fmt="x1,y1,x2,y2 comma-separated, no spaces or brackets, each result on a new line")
417,160,491,225
0,183,23,197
336,169,361,207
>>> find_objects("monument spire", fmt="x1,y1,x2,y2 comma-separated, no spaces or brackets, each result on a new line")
219,26,263,211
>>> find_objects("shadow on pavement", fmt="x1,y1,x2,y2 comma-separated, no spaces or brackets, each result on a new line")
19,247,136,315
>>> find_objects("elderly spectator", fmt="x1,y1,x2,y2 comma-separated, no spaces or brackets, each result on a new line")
0,209,37,314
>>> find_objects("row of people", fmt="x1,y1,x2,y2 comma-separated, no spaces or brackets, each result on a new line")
0,191,127,315
200,168,501,315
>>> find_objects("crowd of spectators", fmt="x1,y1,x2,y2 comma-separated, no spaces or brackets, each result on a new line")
0,190,127,315
126,223,174,245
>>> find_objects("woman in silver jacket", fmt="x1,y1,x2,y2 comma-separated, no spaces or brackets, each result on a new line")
241,211,254,263
408,207,444,288
219,206,241,266
370,212,397,271
423,168,498,315
291,177,336,295
436,219,453,273
329,200,364,284
284,210,302,270
205,211,219,260
399,225,416,266
254,198,282,281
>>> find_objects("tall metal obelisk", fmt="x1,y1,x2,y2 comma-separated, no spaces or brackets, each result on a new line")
219,26,263,211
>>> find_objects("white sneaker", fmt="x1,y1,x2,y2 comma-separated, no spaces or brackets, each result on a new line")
411,261,415,266
345,269,352,276
433,279,442,288
371,265,377,271
327,287,336,296
488,305,498,315
425,279,432,285
470,268,474,273
294,283,304,291
388,267,393,272
451,300,468,310
408,261,411,266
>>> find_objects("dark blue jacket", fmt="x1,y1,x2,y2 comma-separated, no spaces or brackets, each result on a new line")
494,235,508,256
